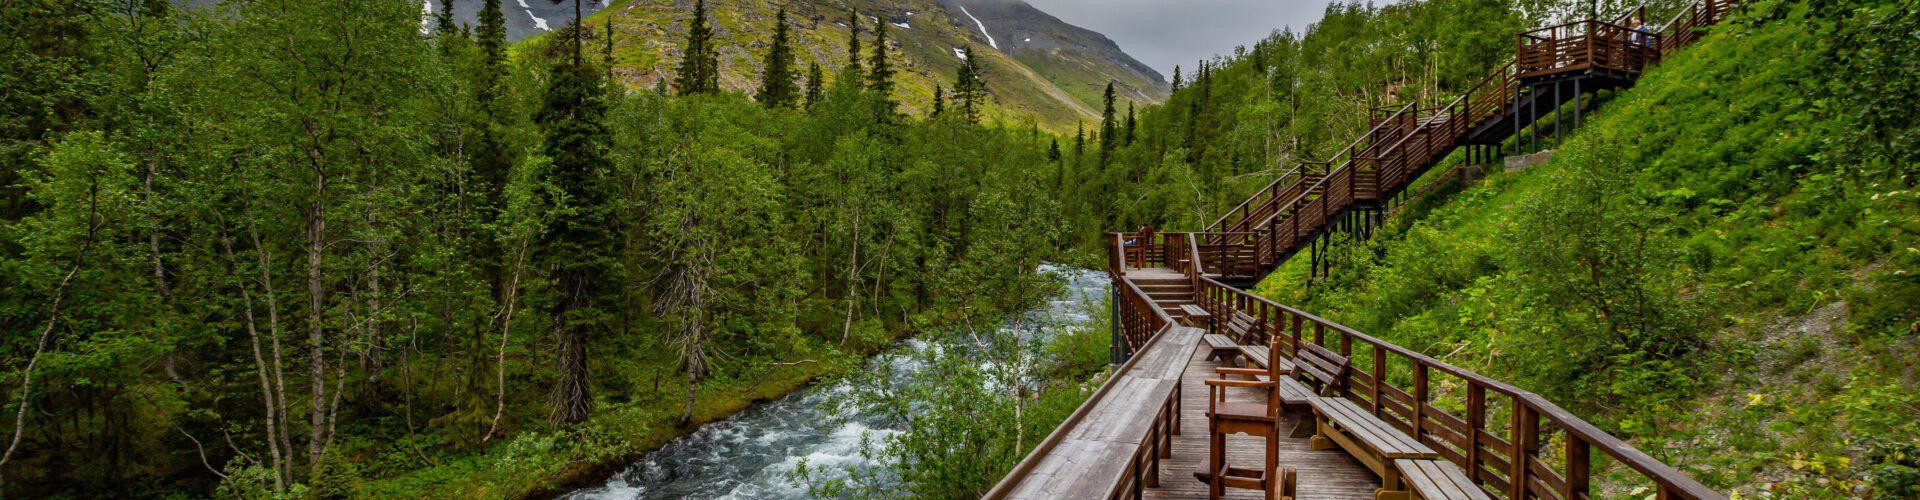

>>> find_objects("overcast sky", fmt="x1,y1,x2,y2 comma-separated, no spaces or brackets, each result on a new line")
1022,0,1336,81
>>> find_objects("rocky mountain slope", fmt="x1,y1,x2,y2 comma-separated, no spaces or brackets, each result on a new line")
429,0,1168,130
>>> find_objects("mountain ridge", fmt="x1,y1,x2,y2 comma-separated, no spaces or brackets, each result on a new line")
433,0,1166,131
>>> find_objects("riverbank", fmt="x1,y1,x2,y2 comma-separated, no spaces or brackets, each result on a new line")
357,334,882,499
357,268,1112,499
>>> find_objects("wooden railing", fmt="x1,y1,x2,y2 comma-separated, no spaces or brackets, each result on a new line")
1195,277,1723,499
1517,19,1663,79
1110,233,1178,353
1656,0,1735,52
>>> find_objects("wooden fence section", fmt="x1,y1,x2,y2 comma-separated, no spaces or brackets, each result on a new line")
1193,277,1721,499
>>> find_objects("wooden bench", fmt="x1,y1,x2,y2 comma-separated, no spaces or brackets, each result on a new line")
1273,342,1349,438
1393,459,1493,500
1310,397,1440,500
1201,310,1251,364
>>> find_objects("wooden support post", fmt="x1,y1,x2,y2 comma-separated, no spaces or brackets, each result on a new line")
1554,81,1562,148
1566,81,1579,135
1510,401,1539,500
1566,437,1591,499
1513,83,1523,156
1412,364,1429,446
1529,84,1538,154
1370,345,1386,416
1466,384,1486,482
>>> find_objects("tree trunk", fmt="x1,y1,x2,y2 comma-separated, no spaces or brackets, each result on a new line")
484,245,529,442
306,170,329,469
223,233,287,493
0,176,102,492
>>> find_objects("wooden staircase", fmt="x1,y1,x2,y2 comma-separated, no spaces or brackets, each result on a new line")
1194,0,1740,286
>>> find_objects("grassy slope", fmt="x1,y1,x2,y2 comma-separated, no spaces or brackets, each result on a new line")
1254,16,1919,499
588,0,1109,132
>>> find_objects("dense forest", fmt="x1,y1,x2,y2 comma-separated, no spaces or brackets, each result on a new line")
0,0,1091,496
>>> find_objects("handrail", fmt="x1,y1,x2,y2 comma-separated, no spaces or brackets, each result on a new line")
1203,101,1417,232
980,318,1181,500
1198,276,1724,499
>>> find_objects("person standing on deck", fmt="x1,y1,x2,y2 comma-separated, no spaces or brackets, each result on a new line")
1629,19,1653,69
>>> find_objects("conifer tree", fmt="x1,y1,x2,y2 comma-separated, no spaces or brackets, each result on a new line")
1170,65,1182,91
755,8,800,109
845,10,862,77
1125,102,1136,146
931,86,945,117
674,0,719,96
1099,82,1117,165
805,62,825,108
1048,138,1062,163
1074,122,1085,159
866,20,896,106
535,52,617,425
474,0,511,198
953,45,986,123
434,0,456,36
604,19,616,81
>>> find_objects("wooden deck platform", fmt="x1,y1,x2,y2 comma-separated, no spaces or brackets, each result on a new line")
1143,344,1377,500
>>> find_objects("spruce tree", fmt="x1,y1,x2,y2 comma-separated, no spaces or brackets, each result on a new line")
604,19,616,82
805,62,825,108
953,45,985,123
674,0,719,96
474,0,511,198
535,54,617,425
845,10,862,77
477,0,507,92
755,8,799,109
931,86,945,117
865,21,895,105
1125,102,1136,146
1099,82,1117,165
1048,138,1062,163
434,0,456,36
1171,65,1182,92
1073,122,1085,159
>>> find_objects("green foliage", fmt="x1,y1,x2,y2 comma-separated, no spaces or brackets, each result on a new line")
307,452,361,500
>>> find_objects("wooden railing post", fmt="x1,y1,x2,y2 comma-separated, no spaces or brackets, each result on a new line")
1371,344,1387,416
1510,401,1539,500
1467,383,1486,482
1412,364,1429,446
1566,437,1591,499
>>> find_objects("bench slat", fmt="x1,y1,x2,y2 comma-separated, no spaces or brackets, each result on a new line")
1312,398,1437,460
1394,459,1493,500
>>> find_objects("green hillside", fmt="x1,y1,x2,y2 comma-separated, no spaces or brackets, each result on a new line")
586,0,1166,132
1229,2,1918,497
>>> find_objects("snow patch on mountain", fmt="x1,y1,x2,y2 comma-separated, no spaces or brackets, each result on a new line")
956,4,997,49
515,0,550,31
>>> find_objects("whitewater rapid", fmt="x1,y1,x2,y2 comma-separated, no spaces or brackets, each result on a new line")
559,265,1105,499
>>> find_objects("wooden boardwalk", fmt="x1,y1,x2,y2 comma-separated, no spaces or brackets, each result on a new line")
1144,343,1376,500
987,3,1741,498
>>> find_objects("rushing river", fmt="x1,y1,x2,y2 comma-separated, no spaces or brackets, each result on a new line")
560,265,1108,500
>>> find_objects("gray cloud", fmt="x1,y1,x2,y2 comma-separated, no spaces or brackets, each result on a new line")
1019,0,1334,81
